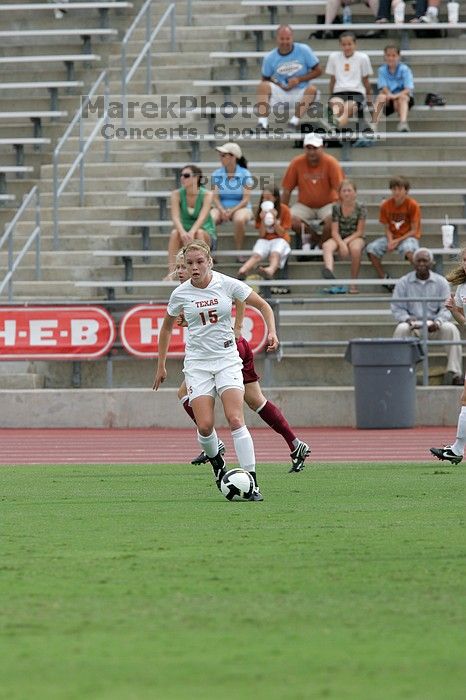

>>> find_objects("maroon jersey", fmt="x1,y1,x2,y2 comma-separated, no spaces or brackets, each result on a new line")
236,336,260,384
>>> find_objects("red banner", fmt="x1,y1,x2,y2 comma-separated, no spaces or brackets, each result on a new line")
0,306,116,359
120,304,268,358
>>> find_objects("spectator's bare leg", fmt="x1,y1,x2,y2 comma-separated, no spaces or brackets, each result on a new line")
373,93,388,125
322,237,338,273
367,252,386,279
325,0,342,23
257,81,272,128
394,93,409,125
238,253,262,278
296,85,318,120
232,209,251,250
349,238,365,292
259,251,281,278
165,228,183,278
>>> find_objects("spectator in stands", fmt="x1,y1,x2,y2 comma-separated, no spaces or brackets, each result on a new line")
281,133,344,253
366,175,421,290
391,247,463,384
210,143,253,259
373,44,414,132
325,1,379,32
325,32,373,130
321,179,367,293
376,0,441,23
256,24,322,133
48,0,69,20
164,164,216,279
237,186,292,281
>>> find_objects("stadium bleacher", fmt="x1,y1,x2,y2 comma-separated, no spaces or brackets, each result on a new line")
0,0,465,423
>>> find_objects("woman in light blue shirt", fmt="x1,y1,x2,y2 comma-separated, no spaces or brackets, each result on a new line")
373,45,415,133
211,142,254,259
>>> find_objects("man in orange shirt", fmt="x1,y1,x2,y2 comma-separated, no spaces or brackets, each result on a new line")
281,133,344,253
366,176,421,290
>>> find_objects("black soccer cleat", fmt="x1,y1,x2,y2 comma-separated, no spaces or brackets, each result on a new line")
249,488,264,502
209,451,227,490
430,446,463,465
289,441,311,473
191,440,225,466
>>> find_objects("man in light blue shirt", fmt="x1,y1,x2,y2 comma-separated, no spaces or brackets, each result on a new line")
256,25,322,132
373,44,415,133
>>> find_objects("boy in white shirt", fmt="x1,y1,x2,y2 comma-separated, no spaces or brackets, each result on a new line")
325,31,373,130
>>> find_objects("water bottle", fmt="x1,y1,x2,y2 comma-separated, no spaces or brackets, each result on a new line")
264,212,275,233
342,1,352,24
393,0,405,24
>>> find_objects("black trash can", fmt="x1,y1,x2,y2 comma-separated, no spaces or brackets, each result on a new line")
345,338,424,429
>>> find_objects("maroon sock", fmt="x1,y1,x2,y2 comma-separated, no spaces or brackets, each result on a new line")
258,400,296,451
182,398,196,424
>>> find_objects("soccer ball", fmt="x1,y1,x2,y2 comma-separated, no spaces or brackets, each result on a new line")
220,468,255,501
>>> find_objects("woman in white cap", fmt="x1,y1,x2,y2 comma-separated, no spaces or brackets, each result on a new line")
211,143,254,261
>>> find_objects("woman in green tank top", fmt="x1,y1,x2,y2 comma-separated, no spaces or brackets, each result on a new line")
165,164,216,279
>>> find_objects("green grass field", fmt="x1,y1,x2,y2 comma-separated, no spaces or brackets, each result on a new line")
1,462,465,700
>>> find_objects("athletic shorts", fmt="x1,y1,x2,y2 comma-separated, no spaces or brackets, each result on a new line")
384,95,415,117
291,201,334,227
331,90,366,119
183,356,244,402
252,237,291,269
237,336,260,384
366,235,419,258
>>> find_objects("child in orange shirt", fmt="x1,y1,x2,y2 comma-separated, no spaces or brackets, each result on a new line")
366,176,421,290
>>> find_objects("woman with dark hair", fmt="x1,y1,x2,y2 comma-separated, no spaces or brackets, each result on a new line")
237,186,292,280
164,164,216,279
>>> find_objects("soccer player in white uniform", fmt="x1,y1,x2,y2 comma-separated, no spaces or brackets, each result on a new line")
431,248,466,465
153,241,279,500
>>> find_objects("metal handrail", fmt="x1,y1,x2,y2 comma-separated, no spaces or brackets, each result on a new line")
121,2,176,128
0,186,41,302
52,70,109,250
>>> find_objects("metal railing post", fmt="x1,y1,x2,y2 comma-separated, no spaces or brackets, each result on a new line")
421,298,429,386
187,0,193,26
121,42,127,130
170,5,176,51
53,151,59,250
79,105,85,207
35,189,41,282
145,1,152,95
104,71,110,162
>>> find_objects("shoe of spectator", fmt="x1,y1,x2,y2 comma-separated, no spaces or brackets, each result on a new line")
443,371,464,386
321,266,336,280
419,12,438,23
382,274,395,292
54,8,66,18
397,121,410,132
430,446,463,465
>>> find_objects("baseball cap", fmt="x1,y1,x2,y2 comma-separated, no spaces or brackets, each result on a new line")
303,134,323,148
216,142,242,159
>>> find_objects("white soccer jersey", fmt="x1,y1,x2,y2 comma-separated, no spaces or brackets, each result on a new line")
167,271,253,360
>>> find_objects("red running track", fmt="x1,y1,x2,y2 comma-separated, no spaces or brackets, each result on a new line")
0,427,456,465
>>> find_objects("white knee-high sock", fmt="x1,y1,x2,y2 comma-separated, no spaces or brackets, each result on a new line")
197,430,220,458
231,425,255,472
452,406,466,455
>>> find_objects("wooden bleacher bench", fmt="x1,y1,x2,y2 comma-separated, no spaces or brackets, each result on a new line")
193,77,466,89
0,29,118,54
0,111,68,138
0,81,84,111
209,48,466,78
145,160,466,172
0,54,101,81
0,138,50,165
241,0,327,23
0,3,132,29
226,22,466,50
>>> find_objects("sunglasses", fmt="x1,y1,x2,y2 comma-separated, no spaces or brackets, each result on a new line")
181,172,192,178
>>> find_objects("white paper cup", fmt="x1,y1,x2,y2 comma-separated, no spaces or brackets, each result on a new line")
264,212,275,226
441,224,454,248
261,201,274,212
448,2,459,23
